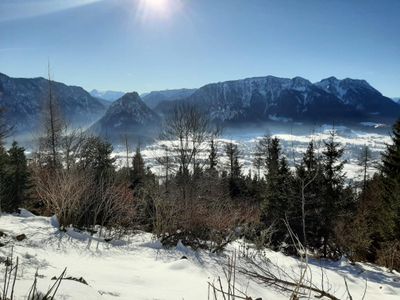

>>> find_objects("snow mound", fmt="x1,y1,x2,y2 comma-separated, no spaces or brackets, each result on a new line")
0,212,399,299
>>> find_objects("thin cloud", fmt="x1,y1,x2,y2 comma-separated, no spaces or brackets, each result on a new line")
0,0,102,22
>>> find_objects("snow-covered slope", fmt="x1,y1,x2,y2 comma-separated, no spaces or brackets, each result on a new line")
156,76,399,124
0,211,399,300
315,77,398,116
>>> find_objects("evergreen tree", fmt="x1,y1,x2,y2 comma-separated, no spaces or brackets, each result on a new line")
339,175,387,262
131,146,146,190
208,138,218,171
224,142,242,197
294,141,324,248
320,130,350,257
1,142,30,212
130,147,156,231
262,137,295,246
78,136,116,182
380,119,400,238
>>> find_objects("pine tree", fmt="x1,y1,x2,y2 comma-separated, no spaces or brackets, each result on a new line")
320,130,349,257
380,119,400,238
262,137,295,246
208,138,218,171
78,136,116,182
294,141,324,248
224,142,243,197
131,146,146,190
130,147,156,231
1,142,30,212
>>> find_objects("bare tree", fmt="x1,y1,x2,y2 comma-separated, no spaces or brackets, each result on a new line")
161,103,213,176
358,144,372,193
37,64,64,171
155,145,172,191
61,126,85,171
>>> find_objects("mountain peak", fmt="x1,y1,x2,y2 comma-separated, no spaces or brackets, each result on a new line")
90,89,126,102
118,92,140,103
89,91,160,141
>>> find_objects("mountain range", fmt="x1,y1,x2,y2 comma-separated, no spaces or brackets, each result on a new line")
90,89,125,102
141,88,197,109
0,72,106,133
155,76,399,125
1,72,399,144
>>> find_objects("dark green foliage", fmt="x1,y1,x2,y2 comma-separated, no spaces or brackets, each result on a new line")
224,142,244,198
261,137,295,246
0,142,30,212
130,147,157,231
78,136,116,181
208,138,218,171
319,131,353,257
293,141,324,248
131,147,146,189
380,119,400,238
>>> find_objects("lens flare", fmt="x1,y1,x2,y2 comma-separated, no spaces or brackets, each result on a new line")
144,0,168,13
130,0,184,25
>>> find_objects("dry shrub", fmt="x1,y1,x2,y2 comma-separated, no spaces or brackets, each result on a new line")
33,166,137,231
334,218,372,262
34,168,92,228
376,240,400,272
154,193,260,250
107,183,136,229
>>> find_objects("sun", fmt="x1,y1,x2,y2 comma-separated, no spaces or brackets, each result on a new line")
132,0,182,24
143,0,169,13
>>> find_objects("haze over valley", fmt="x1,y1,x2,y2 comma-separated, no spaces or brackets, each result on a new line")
1,1,400,299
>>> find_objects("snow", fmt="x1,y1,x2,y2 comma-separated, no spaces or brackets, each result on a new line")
0,212,399,299
112,125,390,182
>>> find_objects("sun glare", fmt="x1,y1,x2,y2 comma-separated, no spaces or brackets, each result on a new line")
138,0,172,19
144,0,169,13
129,0,184,26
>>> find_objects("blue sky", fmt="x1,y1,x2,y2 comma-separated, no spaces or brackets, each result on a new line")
0,0,399,97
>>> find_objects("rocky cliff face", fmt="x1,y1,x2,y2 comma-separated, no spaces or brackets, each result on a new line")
156,76,399,124
142,88,197,109
0,72,107,132
89,92,160,143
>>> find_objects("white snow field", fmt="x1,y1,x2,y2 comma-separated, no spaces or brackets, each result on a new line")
112,125,391,183
0,210,399,300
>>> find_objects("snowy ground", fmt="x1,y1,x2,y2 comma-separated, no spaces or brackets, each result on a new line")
113,124,391,182
0,211,399,299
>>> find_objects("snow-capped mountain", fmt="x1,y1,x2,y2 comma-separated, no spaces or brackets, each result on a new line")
156,76,399,124
0,72,107,132
90,89,125,102
142,88,197,109
315,77,397,116
89,92,160,143
392,98,400,105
